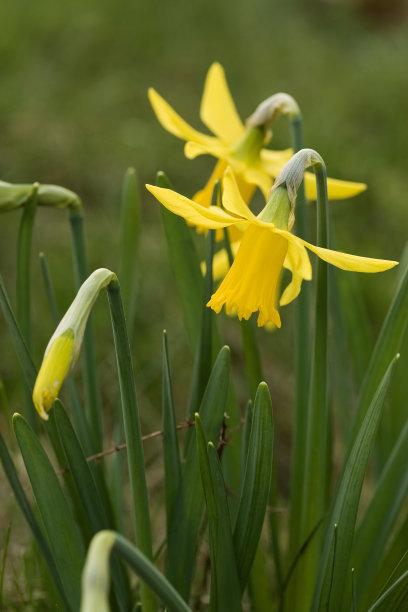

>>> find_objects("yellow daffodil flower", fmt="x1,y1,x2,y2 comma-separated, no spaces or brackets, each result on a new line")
148,62,366,206
33,268,116,419
146,169,397,328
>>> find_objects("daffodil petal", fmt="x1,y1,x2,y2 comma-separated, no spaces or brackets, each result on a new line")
184,140,227,160
304,171,367,200
148,88,217,148
242,167,272,198
280,242,312,306
304,242,398,272
275,228,398,273
260,148,293,177
222,168,257,221
146,185,244,229
200,63,245,144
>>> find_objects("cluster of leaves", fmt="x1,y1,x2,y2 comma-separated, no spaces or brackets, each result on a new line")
0,131,407,612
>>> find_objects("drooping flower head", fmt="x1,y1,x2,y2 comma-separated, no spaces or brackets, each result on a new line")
146,159,397,328
148,62,366,207
33,268,116,419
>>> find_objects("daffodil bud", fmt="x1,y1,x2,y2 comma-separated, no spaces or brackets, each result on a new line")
246,93,300,130
0,181,37,212
37,184,81,209
271,148,324,208
33,268,117,419
0,180,80,213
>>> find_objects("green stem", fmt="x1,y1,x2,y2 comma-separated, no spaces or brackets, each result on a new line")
107,280,156,612
69,207,103,451
288,113,311,564
296,161,330,609
16,185,38,430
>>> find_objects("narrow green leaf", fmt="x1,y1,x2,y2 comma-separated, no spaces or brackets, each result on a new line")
186,227,215,421
107,280,156,612
248,542,274,612
0,523,11,608
312,355,399,611
352,418,408,602
162,330,182,536
156,171,203,353
54,400,131,611
166,346,231,600
351,263,408,440
13,413,85,611
119,167,141,336
0,274,36,391
0,431,68,608
195,414,242,611
368,568,408,612
233,382,274,590
54,401,108,530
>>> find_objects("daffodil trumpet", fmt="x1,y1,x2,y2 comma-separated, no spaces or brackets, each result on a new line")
146,160,398,329
148,62,366,209
33,268,116,419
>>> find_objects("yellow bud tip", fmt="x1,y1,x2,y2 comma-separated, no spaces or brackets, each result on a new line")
32,330,75,420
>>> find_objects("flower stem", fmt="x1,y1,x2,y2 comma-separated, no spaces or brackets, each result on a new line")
107,279,156,612
69,207,103,452
16,185,38,430
296,160,330,609
287,115,310,564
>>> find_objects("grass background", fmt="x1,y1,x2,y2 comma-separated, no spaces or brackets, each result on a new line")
0,0,407,607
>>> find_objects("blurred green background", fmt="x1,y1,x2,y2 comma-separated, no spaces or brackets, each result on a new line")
0,0,407,603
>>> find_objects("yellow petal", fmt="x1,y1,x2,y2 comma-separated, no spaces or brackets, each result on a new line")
184,139,227,160
200,63,245,144
304,242,398,272
304,171,367,200
208,225,288,328
148,88,217,148
146,185,244,229
280,242,312,306
275,228,398,273
32,330,75,420
260,148,293,177
242,166,272,199
222,168,257,221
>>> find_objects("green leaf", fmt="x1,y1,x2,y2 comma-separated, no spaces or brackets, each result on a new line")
186,227,215,421
0,431,69,608
156,171,203,354
162,331,182,536
166,346,231,600
0,274,36,391
195,414,242,612
54,400,131,611
312,354,399,611
233,382,274,591
107,281,156,612
351,262,408,441
352,417,408,604
368,568,408,612
119,167,141,336
13,413,85,611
